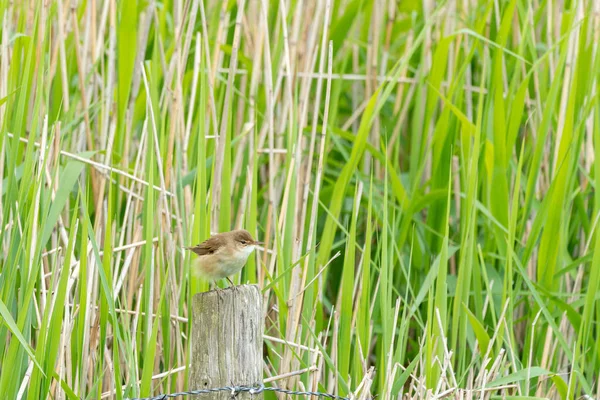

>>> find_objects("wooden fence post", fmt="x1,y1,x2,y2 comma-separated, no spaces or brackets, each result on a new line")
190,285,263,399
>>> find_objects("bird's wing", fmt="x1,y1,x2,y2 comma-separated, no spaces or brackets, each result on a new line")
185,235,224,256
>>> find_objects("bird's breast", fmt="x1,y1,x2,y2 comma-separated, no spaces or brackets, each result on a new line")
192,248,252,279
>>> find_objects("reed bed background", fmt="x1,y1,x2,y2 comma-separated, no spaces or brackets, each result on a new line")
1,0,599,398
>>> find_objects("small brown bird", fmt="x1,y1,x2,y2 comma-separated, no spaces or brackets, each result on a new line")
185,229,262,286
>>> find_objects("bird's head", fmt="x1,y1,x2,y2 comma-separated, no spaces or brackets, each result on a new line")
231,229,262,254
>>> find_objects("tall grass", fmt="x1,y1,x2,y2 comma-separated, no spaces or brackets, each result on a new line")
0,0,599,399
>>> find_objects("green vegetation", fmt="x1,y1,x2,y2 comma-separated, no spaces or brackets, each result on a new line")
0,0,599,398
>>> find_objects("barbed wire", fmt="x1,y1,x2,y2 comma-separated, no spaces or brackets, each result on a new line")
125,384,351,400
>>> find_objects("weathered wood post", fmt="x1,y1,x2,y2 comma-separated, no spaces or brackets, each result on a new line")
191,285,263,400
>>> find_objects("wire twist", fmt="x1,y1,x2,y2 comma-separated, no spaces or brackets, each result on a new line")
124,384,351,400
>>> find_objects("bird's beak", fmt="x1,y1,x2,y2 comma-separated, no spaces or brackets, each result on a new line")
254,241,264,245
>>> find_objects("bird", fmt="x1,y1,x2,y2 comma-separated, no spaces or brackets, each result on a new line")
185,229,262,287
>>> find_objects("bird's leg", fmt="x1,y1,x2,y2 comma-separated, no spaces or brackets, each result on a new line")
226,277,234,287
209,281,222,292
